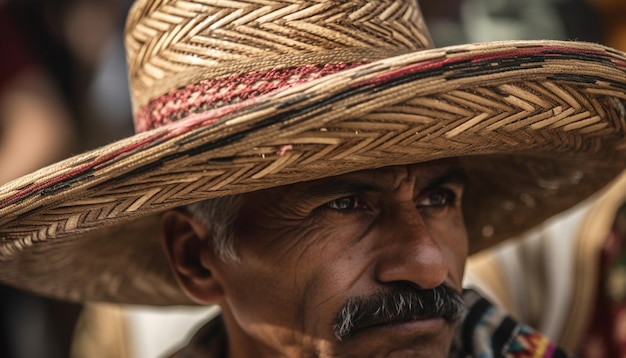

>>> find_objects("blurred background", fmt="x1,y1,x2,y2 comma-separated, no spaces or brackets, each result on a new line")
0,0,624,357
0,1,133,357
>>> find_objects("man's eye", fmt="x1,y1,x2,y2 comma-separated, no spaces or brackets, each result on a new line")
417,189,456,210
325,196,359,210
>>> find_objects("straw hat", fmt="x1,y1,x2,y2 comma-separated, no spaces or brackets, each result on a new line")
0,0,625,305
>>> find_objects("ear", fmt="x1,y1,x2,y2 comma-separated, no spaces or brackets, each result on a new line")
160,209,225,305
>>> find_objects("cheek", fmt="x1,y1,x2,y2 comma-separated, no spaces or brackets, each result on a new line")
217,256,312,349
224,222,363,335
285,221,369,303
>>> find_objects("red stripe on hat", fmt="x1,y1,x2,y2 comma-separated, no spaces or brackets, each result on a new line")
135,63,364,132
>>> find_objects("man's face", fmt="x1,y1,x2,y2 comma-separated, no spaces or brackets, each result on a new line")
208,160,468,357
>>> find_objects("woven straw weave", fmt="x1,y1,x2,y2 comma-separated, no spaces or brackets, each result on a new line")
126,0,432,112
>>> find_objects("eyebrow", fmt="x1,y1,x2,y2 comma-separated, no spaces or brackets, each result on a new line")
426,167,468,188
299,179,385,201
298,166,467,201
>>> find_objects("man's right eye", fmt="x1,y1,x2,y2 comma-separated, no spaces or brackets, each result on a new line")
325,196,358,210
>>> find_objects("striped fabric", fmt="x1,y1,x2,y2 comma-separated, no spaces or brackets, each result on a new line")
458,289,571,358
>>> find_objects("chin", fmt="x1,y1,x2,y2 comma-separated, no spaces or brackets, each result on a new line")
327,320,456,358
336,344,452,358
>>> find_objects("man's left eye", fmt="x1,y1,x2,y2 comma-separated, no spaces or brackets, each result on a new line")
325,196,359,210
417,189,456,209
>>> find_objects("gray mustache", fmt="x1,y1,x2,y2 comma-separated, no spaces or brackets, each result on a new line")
333,284,466,341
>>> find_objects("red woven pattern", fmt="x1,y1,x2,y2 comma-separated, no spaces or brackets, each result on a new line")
134,63,364,132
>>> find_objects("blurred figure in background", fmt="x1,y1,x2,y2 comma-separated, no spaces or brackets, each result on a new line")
422,0,602,47
595,0,626,51
0,2,80,357
0,2,77,184
0,0,133,357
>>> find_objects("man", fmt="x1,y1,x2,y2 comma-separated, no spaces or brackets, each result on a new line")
167,160,469,357
0,0,625,357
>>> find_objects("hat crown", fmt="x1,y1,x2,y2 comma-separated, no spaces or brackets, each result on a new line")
125,0,433,129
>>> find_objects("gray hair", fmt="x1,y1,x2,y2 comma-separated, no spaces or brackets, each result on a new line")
185,194,243,262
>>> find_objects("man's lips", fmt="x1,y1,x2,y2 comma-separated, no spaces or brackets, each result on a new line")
348,314,446,338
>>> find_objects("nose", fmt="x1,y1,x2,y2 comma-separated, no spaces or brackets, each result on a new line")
373,202,448,289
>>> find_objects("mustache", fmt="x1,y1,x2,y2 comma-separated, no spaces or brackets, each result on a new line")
332,284,466,341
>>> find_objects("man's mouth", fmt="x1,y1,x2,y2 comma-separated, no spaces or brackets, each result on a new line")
350,315,450,341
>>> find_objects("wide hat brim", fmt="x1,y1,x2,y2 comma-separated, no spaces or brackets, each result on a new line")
0,40,625,305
